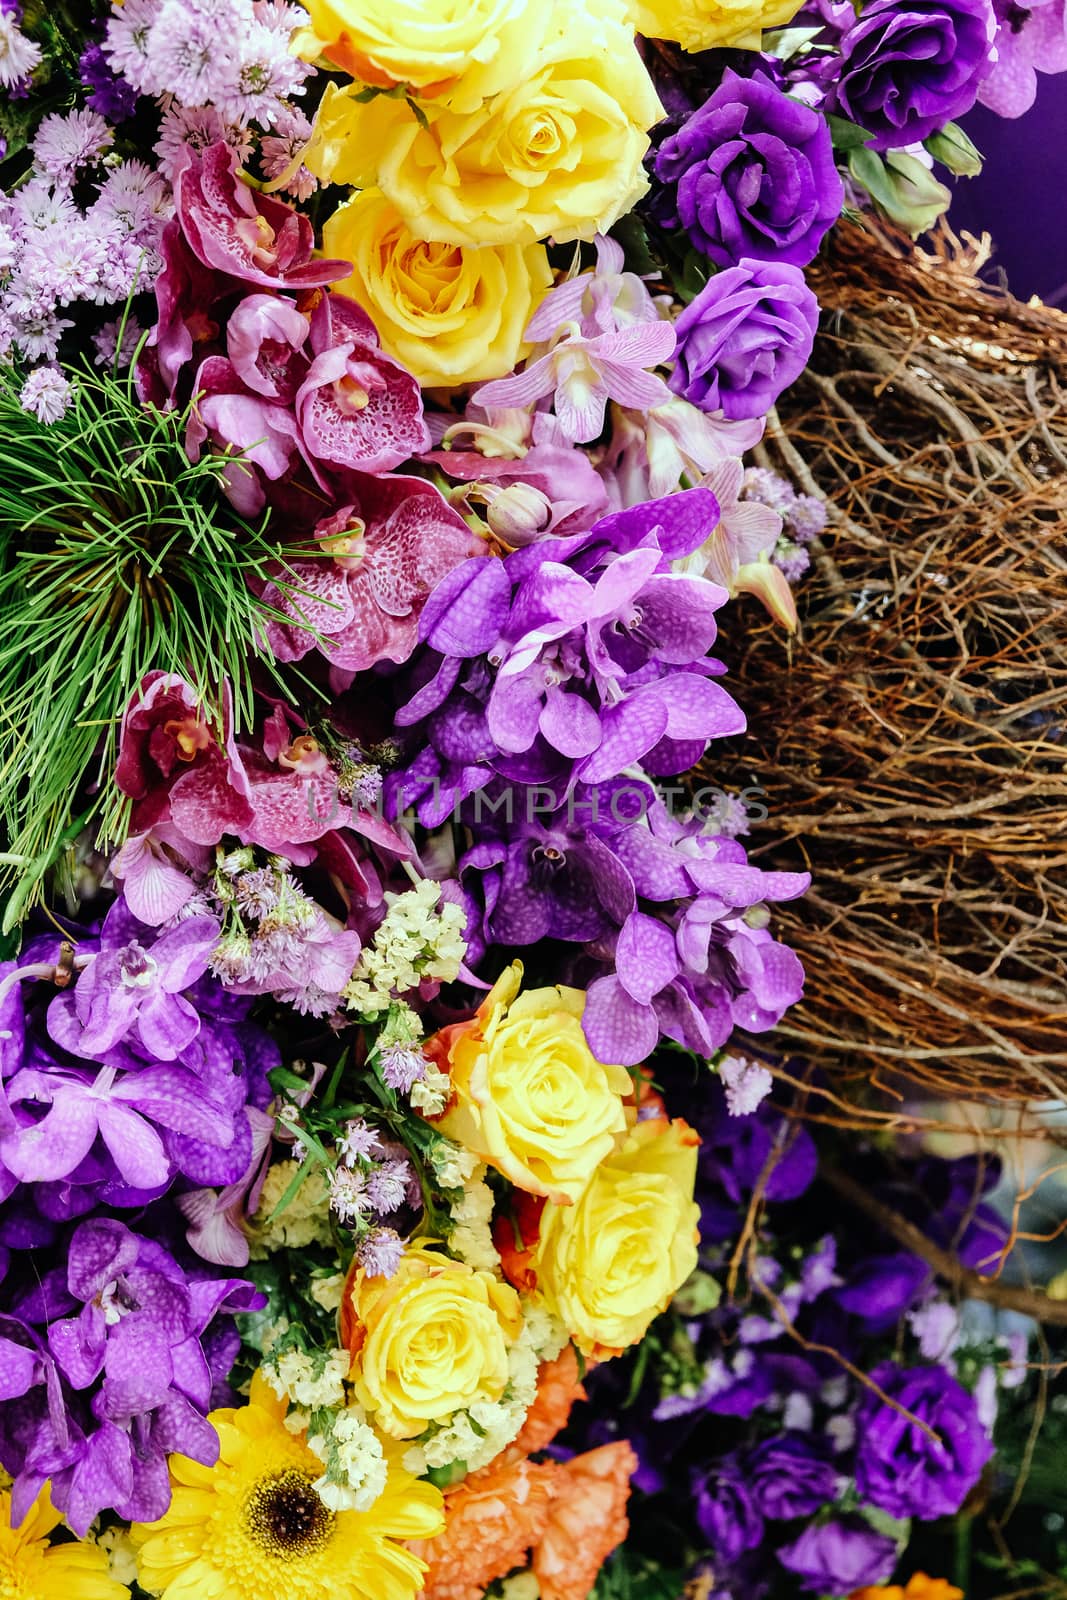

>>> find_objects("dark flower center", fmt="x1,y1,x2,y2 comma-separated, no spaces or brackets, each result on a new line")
1004,1,1030,27
244,1470,335,1559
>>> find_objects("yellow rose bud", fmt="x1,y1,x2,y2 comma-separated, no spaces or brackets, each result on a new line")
625,0,805,52
343,1243,524,1439
305,0,664,248
322,190,553,388
531,1117,700,1358
296,0,554,113
431,962,632,1205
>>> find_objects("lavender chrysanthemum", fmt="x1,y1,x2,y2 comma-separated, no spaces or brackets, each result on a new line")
32,109,113,184
359,1226,404,1279
19,365,73,424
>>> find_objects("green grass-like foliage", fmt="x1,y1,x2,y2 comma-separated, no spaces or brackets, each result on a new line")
0,359,306,931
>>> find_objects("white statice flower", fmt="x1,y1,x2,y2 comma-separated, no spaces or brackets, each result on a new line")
92,1526,139,1587
19,366,73,425
449,1176,500,1273
310,1272,346,1314
0,11,41,88
500,1574,541,1600
520,1295,568,1364
718,1054,774,1117
429,1136,479,1192
409,1061,452,1118
32,110,113,186
908,1299,961,1363
345,880,467,1018
248,1160,333,1255
308,1407,388,1512
263,1347,350,1411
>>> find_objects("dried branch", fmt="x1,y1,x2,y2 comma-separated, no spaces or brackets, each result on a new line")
822,1167,1067,1326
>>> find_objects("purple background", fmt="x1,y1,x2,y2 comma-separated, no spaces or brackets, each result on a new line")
953,78,1067,304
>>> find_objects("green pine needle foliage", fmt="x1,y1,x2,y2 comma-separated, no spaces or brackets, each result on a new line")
0,359,316,931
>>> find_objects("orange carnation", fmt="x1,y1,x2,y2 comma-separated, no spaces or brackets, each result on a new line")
512,1345,587,1459
851,1576,964,1600
414,1456,557,1600
493,1191,545,1295
534,1442,638,1600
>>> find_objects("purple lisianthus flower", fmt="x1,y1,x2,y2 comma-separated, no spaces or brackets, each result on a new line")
669,260,819,421
693,1456,764,1563
778,1517,897,1592
746,1433,838,1519
835,1251,931,1328
654,69,843,268
855,1360,994,1519
833,0,997,151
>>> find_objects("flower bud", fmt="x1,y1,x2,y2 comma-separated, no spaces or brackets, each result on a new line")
484,482,552,546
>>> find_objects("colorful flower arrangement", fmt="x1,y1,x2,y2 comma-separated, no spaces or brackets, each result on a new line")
0,0,1062,1596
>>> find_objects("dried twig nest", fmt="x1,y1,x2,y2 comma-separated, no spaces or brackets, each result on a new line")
711,218,1067,1115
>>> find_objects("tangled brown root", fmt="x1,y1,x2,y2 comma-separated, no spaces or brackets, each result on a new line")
710,217,1067,1122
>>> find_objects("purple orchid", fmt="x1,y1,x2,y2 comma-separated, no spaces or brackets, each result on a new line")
978,0,1067,115
47,897,219,1063
452,788,808,1064
0,1215,261,1534
473,319,676,445
471,238,676,443
0,906,278,1203
256,471,479,675
394,488,742,804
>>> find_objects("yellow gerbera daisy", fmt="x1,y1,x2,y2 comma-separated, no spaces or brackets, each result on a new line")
0,1482,128,1600
130,1374,444,1600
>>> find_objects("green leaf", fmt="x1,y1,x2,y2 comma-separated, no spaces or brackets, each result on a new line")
924,121,984,177
826,112,874,151
265,1154,318,1224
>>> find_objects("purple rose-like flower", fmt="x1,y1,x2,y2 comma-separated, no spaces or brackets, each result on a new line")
835,1251,931,1328
833,0,996,151
746,1433,838,1520
778,1518,897,1593
654,69,843,268
694,1457,764,1563
669,261,819,421
855,1361,993,1519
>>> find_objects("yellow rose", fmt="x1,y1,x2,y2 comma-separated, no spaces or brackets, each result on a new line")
531,1117,700,1358
430,961,632,1204
322,191,553,387
625,0,805,51
297,0,553,113
305,0,664,248
342,1243,524,1439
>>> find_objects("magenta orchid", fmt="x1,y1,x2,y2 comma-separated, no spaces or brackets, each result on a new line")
258,472,480,675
